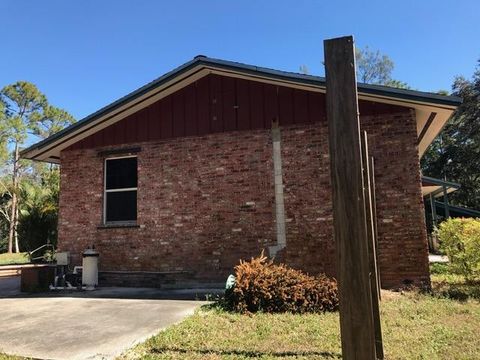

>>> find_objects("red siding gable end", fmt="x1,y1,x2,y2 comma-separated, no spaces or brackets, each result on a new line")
67,74,410,151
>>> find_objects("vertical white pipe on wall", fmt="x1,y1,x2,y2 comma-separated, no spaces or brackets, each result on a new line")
269,125,287,257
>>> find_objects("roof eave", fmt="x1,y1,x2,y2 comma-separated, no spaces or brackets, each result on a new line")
21,56,462,162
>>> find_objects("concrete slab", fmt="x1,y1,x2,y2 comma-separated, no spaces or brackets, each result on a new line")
0,292,206,360
429,254,449,263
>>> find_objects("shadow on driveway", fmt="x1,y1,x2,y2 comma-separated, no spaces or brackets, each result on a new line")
0,275,223,300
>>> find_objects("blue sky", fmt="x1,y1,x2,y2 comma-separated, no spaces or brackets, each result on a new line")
0,0,478,120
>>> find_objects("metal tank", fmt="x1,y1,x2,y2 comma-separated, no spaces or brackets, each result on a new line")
82,247,99,290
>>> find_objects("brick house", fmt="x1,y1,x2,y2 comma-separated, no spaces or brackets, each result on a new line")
22,56,460,288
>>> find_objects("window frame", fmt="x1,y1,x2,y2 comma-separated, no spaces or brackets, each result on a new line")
103,155,138,225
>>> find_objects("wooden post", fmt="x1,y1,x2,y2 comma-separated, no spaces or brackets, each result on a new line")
324,35,378,359
361,132,384,359
369,156,382,298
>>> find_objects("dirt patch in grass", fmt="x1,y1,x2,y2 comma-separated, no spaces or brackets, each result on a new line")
379,289,402,300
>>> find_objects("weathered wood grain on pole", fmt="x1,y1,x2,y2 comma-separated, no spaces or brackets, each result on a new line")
324,35,377,359
361,132,384,359
361,133,380,302
369,156,382,298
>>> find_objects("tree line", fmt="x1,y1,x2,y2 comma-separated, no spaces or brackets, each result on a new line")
0,82,75,253
354,47,480,211
421,62,480,209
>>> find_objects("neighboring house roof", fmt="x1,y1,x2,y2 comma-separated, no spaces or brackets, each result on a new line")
422,176,480,219
432,201,480,218
421,176,461,198
21,55,462,163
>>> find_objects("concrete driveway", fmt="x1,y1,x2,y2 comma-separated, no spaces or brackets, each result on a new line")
0,279,209,360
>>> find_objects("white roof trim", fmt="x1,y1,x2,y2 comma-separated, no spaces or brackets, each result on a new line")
23,63,456,163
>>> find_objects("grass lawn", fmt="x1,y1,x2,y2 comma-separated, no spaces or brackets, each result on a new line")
430,263,480,301
0,355,29,360
121,269,480,360
1,263,478,360
0,252,30,266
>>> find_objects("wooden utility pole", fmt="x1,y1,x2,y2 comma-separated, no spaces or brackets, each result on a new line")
324,35,379,359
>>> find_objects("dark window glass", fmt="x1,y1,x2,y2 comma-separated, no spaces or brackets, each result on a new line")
105,191,137,222
106,157,137,190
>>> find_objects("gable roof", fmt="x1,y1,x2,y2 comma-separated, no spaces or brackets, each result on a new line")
21,55,461,163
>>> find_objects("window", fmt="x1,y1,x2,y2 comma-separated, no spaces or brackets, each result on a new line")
104,156,137,223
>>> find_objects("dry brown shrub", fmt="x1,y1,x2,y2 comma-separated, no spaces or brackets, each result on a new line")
225,251,339,313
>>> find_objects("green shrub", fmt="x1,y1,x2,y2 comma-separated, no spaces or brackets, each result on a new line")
430,262,450,275
437,218,480,281
224,252,339,314
0,252,30,265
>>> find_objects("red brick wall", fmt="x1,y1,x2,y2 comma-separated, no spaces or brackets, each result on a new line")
278,109,430,288
59,109,429,288
59,131,277,283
